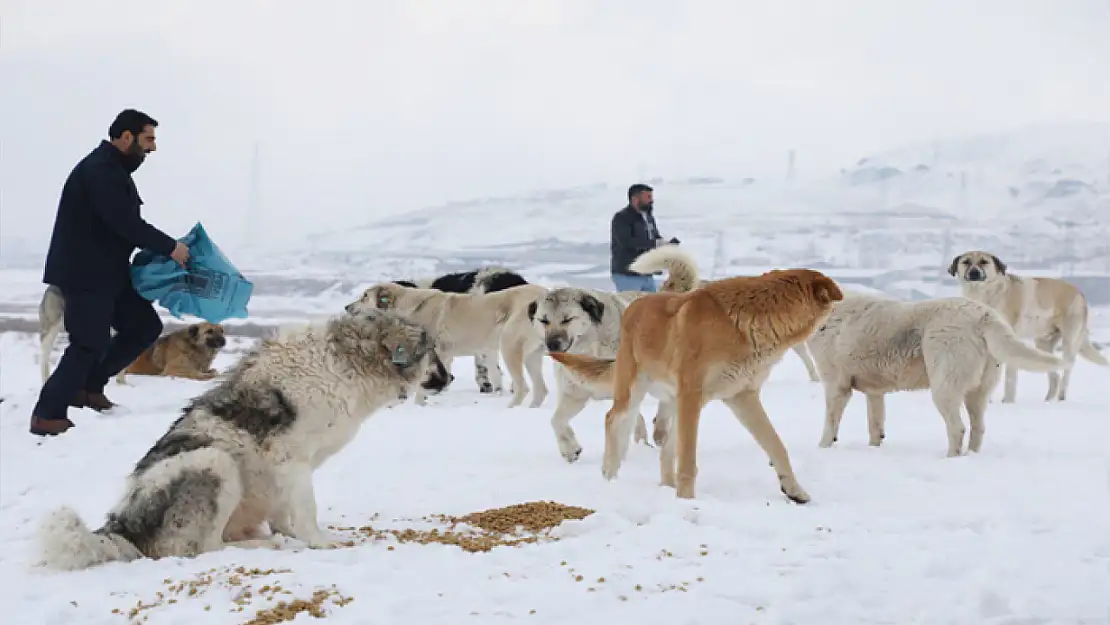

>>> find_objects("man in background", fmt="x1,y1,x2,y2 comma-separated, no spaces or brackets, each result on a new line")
609,183,679,292
30,109,190,436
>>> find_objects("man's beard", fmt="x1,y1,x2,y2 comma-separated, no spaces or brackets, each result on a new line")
121,142,147,173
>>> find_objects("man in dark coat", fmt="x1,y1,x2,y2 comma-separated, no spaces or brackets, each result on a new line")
610,183,679,292
30,109,191,436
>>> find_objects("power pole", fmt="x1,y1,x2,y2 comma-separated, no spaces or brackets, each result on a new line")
246,141,261,249
786,150,796,185
936,226,953,296
1062,220,1076,277
711,231,727,279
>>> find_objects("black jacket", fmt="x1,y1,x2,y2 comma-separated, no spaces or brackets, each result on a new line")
43,140,177,293
610,204,662,275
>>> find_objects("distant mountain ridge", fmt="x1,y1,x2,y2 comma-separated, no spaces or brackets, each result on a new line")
3,123,1108,276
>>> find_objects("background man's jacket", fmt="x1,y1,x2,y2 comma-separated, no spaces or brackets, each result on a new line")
610,204,662,275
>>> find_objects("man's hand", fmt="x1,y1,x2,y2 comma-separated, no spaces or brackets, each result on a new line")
170,241,190,267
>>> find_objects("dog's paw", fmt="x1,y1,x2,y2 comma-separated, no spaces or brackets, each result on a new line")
478,382,494,394
652,428,667,447
562,446,582,463
601,456,621,481
780,484,810,505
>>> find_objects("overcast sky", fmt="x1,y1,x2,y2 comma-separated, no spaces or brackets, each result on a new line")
2,0,1109,250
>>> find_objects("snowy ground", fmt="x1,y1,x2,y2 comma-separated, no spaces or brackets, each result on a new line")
1,330,1108,625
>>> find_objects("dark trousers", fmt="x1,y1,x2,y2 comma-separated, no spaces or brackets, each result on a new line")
33,286,163,421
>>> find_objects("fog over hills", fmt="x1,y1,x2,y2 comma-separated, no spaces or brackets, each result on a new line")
3,123,1109,304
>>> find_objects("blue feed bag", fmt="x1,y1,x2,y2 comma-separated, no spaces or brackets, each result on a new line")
129,222,254,324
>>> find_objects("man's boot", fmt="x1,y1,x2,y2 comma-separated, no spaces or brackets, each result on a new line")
72,390,117,412
30,415,76,436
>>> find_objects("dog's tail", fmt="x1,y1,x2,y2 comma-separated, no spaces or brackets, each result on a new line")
36,506,143,571
1078,330,1109,366
547,352,615,393
629,246,701,293
981,312,1065,372
471,267,528,294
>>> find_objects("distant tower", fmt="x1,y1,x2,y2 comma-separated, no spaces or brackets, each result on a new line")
936,226,954,296
785,150,796,184
1061,220,1076,277
711,230,727,279
959,170,968,216
246,141,262,249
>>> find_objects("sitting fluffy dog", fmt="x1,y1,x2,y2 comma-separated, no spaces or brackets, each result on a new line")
35,310,451,570
115,322,227,384
807,291,1065,457
345,281,547,405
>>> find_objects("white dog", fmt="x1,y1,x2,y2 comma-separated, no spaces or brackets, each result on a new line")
35,310,451,570
949,250,1108,402
345,282,548,405
807,291,1066,457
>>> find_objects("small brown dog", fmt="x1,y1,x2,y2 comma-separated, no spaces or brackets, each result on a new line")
116,322,227,384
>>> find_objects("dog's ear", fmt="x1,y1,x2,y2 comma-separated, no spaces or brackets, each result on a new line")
579,294,605,324
188,325,200,338
374,287,394,309
946,255,962,277
527,300,538,322
990,255,1007,275
811,276,844,306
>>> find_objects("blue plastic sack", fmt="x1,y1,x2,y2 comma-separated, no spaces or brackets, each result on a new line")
130,222,254,324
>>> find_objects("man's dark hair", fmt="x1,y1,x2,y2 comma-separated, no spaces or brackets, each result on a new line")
627,183,653,201
108,109,158,140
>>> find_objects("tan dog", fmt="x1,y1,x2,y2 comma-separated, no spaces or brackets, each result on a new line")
949,250,1108,402
807,291,1065,457
344,282,548,405
549,268,843,501
116,323,227,384
660,269,821,383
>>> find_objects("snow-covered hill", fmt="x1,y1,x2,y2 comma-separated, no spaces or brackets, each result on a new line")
2,123,1108,300
287,123,1110,278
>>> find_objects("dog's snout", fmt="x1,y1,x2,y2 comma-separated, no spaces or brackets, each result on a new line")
344,303,355,314
546,337,570,352
966,267,984,281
